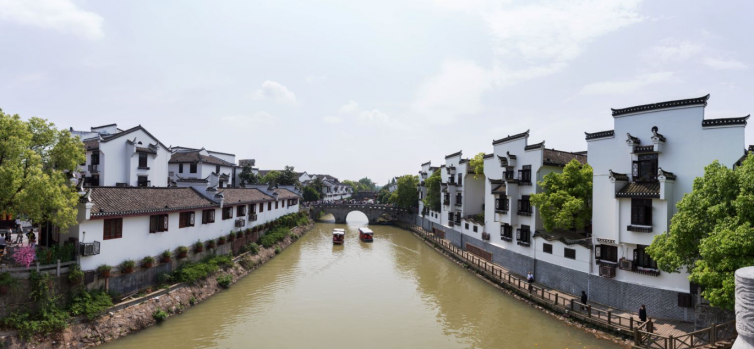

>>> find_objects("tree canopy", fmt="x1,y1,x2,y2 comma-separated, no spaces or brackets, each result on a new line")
238,164,259,186
529,159,592,231
389,175,419,209
302,185,320,202
277,166,299,186
343,177,378,193
468,152,485,179
0,110,85,229
424,170,441,212
647,154,754,310
260,171,280,185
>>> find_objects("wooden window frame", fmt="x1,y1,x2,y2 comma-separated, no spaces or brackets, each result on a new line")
596,245,618,263
222,207,233,220
179,211,195,228
268,202,272,211
137,176,149,187
250,203,256,213
179,163,183,173
564,248,576,260
149,214,169,233
103,218,123,240
190,163,197,173
202,209,215,224
91,151,100,165
236,205,246,217
634,245,658,269
631,199,653,226
138,153,148,168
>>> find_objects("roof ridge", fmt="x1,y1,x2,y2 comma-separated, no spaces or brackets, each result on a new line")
612,94,709,116
493,129,529,145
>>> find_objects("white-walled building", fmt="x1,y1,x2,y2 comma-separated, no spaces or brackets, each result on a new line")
440,151,486,237
73,124,171,187
169,147,239,188
585,94,748,319
418,162,441,225
71,185,301,270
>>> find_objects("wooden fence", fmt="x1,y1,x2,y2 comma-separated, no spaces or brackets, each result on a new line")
397,222,738,349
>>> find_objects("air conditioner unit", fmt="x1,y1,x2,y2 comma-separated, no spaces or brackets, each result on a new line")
599,264,616,278
619,258,634,271
79,241,101,256
235,219,246,228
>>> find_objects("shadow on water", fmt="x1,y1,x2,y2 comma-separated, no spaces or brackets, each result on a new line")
101,223,622,349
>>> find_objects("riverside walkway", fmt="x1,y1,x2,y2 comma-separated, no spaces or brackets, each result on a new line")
397,222,737,349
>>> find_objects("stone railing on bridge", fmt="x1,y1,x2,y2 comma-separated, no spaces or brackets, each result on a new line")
307,203,412,223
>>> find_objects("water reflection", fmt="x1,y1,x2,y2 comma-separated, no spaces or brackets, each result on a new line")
102,223,620,349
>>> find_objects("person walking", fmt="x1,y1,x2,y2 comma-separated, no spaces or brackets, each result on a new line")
527,271,534,291
581,291,588,310
639,304,648,322
14,225,23,245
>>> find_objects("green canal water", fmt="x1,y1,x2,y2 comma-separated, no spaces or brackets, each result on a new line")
102,220,621,349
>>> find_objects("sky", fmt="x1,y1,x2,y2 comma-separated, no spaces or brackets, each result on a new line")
0,0,752,186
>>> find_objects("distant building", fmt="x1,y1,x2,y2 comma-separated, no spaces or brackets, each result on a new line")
169,147,239,188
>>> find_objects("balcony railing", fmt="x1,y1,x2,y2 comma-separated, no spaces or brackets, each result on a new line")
79,241,101,256
627,225,652,233
501,234,512,242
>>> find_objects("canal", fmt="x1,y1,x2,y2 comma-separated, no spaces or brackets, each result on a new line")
102,219,621,349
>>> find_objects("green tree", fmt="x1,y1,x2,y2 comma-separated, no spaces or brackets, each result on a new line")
302,185,320,202
529,159,592,231
278,166,298,186
0,110,85,229
468,152,485,179
424,170,441,212
376,187,391,204
647,154,754,310
310,177,325,194
238,164,259,186
388,175,419,209
260,170,280,185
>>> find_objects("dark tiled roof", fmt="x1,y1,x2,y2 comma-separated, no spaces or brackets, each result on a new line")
136,147,157,154
702,115,749,127
616,182,660,198
91,123,117,129
88,187,216,218
493,130,529,145
459,158,469,164
218,188,274,205
608,170,629,181
573,151,588,156
83,138,99,150
491,184,506,194
506,151,517,160
488,179,504,185
429,166,439,171
611,94,710,116
542,149,587,167
170,151,235,166
524,141,545,150
274,188,300,199
658,168,677,180
445,151,462,159
101,125,169,149
483,153,493,159
176,177,209,183
497,156,508,166
585,130,614,140
421,161,431,166
651,126,666,142
626,133,640,144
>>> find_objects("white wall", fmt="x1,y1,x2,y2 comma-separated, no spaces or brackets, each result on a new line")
97,128,169,187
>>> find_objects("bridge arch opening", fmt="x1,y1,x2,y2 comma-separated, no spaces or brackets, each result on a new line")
345,211,369,224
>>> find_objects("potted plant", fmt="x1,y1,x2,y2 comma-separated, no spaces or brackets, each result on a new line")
161,250,172,264
67,264,84,286
177,246,189,259
194,240,204,253
121,259,136,274
245,229,252,237
97,264,112,278
206,239,216,249
142,256,155,269
0,272,19,295
218,236,226,246
228,232,236,242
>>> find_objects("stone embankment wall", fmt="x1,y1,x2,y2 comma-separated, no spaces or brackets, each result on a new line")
0,221,314,349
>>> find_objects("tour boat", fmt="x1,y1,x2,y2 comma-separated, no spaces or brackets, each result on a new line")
358,227,374,242
332,229,345,245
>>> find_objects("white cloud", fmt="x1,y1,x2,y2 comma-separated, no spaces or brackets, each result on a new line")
250,81,297,104
358,109,408,130
339,100,360,114
221,111,278,125
703,57,748,70
322,115,342,124
410,59,492,124
641,39,703,63
0,0,104,39
579,72,675,95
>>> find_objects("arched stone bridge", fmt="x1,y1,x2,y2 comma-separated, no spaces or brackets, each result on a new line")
308,203,411,224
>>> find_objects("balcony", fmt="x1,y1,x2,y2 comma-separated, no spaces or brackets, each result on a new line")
138,166,150,170
501,235,512,242
495,209,508,214
88,164,99,173
517,209,532,216
618,258,660,277
627,225,652,233
79,241,101,256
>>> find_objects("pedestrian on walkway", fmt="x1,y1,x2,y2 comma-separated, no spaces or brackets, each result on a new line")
14,225,23,245
527,271,534,291
581,291,588,310
639,304,647,322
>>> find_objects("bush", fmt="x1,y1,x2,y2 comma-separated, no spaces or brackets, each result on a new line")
206,239,216,248
172,254,233,284
239,256,256,270
189,296,197,306
274,246,282,255
142,256,155,268
161,249,172,262
246,242,260,255
194,240,204,253
67,264,84,285
0,272,20,293
216,274,232,289
177,246,189,255
97,264,112,277
67,289,113,321
260,226,290,248
36,243,76,265
120,259,136,273
2,271,69,340
153,309,169,322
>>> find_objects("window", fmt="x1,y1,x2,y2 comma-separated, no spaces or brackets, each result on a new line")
149,214,169,233
89,175,100,187
457,173,462,186
495,198,509,212
500,224,513,241
236,205,246,216
268,202,272,211
216,165,220,174
596,245,618,263
455,212,461,224
179,163,183,173
631,199,652,226
634,245,657,269
103,218,122,240
564,248,576,260
504,167,514,180
179,212,195,228
473,226,478,232
518,165,531,183
275,202,279,209
137,176,149,187
518,195,532,215
190,164,197,173
139,153,148,168
250,203,256,213
517,225,531,246
465,223,469,230
633,154,658,181
282,200,286,208
91,151,100,165
456,194,462,206
543,243,552,254
222,207,233,220
202,209,215,224
260,203,264,212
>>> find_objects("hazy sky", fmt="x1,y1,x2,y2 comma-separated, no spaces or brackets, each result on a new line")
1,0,752,185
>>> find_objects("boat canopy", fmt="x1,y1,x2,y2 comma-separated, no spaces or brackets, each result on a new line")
359,227,373,234
333,229,345,235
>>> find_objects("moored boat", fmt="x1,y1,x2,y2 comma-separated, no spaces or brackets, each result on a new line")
358,227,373,242
333,229,345,245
